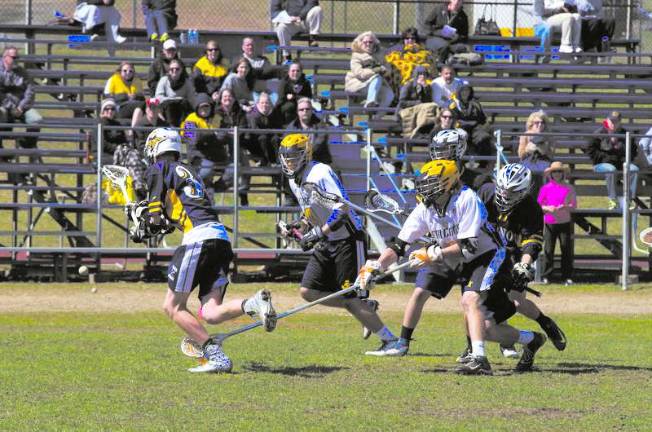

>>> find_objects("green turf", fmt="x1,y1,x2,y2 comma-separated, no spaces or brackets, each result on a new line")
1,282,650,431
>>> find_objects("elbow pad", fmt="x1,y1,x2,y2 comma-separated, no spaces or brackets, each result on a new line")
460,237,479,260
388,238,409,257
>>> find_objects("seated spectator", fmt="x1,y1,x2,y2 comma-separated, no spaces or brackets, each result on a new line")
449,84,492,158
220,58,255,111
212,88,250,205
533,0,582,54
277,62,312,124
431,65,466,109
399,65,433,107
147,39,185,96
345,31,394,109
246,91,282,166
142,0,177,42
0,46,42,156
637,125,652,169
286,97,331,164
91,99,127,165
586,111,638,210
103,61,146,123
412,107,455,141
192,40,230,102
424,0,469,62
132,97,169,148
578,0,615,53
73,0,126,44
518,110,555,194
155,58,196,126
271,0,323,62
238,37,283,102
385,28,436,95
538,161,577,285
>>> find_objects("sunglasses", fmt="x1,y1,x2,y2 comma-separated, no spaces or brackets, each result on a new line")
207,48,219,52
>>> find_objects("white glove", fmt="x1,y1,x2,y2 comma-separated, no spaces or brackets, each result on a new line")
356,260,382,290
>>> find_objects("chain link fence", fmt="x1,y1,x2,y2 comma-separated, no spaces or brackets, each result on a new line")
0,0,647,49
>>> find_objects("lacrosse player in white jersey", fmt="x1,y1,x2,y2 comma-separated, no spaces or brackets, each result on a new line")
277,133,398,351
361,160,545,375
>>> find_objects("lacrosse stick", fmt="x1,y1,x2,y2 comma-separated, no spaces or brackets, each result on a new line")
180,259,416,358
364,189,406,216
102,165,139,225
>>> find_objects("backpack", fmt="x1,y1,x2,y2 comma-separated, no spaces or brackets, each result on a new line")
447,52,484,67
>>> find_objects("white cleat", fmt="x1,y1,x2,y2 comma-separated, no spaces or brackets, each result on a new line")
365,339,408,357
245,289,277,332
500,345,520,359
188,343,232,373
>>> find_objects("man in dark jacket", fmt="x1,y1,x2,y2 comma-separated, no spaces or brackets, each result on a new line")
147,39,186,95
424,0,469,61
246,91,282,166
271,0,323,61
0,46,42,156
286,97,331,164
450,84,492,159
586,111,639,209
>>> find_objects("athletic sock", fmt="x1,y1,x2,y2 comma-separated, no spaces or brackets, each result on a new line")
400,326,414,342
471,340,486,358
536,312,552,329
375,326,396,342
518,330,535,345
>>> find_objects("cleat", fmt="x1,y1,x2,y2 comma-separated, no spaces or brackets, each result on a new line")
150,33,159,41
188,343,232,373
245,289,277,332
500,345,520,359
455,355,493,375
456,346,473,364
364,339,407,357
541,319,567,351
515,332,546,372
160,33,169,42
361,299,380,339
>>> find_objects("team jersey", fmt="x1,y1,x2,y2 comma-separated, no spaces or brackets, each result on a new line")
289,161,364,242
477,182,543,262
145,160,229,245
398,185,499,264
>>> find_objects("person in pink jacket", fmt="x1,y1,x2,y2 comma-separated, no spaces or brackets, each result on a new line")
537,161,577,285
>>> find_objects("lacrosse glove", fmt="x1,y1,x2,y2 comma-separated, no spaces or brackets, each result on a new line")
299,226,326,251
356,260,382,291
512,262,535,286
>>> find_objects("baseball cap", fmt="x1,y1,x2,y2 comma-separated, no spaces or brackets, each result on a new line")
163,39,177,50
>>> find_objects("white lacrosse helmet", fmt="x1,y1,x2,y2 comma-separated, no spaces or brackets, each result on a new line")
144,127,182,162
430,128,467,161
495,163,532,213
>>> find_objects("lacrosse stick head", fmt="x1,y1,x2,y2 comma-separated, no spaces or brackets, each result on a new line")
300,182,344,226
640,227,652,247
102,164,130,187
180,334,228,359
364,189,405,215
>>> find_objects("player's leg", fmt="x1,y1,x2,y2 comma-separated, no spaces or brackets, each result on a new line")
509,288,566,351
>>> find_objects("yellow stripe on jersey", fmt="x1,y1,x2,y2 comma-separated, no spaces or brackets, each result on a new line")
167,189,194,233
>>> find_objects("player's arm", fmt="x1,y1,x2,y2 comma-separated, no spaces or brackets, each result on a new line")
513,202,544,283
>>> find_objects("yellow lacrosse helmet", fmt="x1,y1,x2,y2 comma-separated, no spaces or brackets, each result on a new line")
279,133,312,178
416,159,460,214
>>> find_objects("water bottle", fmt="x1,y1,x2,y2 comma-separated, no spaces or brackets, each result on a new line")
194,29,200,45
180,31,187,44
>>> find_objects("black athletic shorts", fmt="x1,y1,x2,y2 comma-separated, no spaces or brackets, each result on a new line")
415,249,505,299
167,238,234,300
301,232,366,298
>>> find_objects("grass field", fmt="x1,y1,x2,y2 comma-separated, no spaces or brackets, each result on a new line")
1,281,651,431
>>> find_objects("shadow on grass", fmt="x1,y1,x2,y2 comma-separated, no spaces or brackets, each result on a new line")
242,361,349,378
422,362,652,376
406,352,452,358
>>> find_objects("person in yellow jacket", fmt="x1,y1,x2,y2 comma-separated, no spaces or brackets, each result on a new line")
192,40,230,102
103,61,146,123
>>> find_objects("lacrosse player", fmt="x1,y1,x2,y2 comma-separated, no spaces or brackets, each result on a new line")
464,163,567,358
136,127,277,373
362,160,546,374
277,133,397,350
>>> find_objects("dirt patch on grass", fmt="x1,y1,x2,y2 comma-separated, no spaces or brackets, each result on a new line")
1,284,651,315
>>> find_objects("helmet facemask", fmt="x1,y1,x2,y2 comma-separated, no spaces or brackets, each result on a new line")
279,147,308,179
494,163,532,213
430,129,467,162
416,166,459,217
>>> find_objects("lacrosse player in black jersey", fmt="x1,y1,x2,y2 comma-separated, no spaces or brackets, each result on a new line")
136,128,277,373
277,133,398,351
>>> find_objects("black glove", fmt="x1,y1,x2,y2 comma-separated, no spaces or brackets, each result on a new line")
299,226,326,251
129,219,150,243
126,200,148,224
512,262,535,286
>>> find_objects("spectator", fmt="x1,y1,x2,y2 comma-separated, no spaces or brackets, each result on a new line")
246,91,282,166
424,0,469,62
220,57,255,111
147,38,185,95
431,64,466,109
212,88,250,205
142,0,177,42
103,61,145,122
73,0,126,44
533,0,582,54
271,0,323,62
637,125,652,169
277,62,312,124
192,40,230,102
538,161,577,285
237,37,283,102
586,111,638,210
91,99,127,165
155,58,195,126
0,46,42,155
132,97,169,148
399,65,433,107
450,84,492,158
578,0,615,53
411,107,455,141
384,28,436,96
286,97,332,164
518,110,555,195
345,31,394,109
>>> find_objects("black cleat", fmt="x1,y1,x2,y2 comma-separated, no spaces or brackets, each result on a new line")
515,332,547,372
541,319,567,351
455,355,493,375
456,346,473,364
